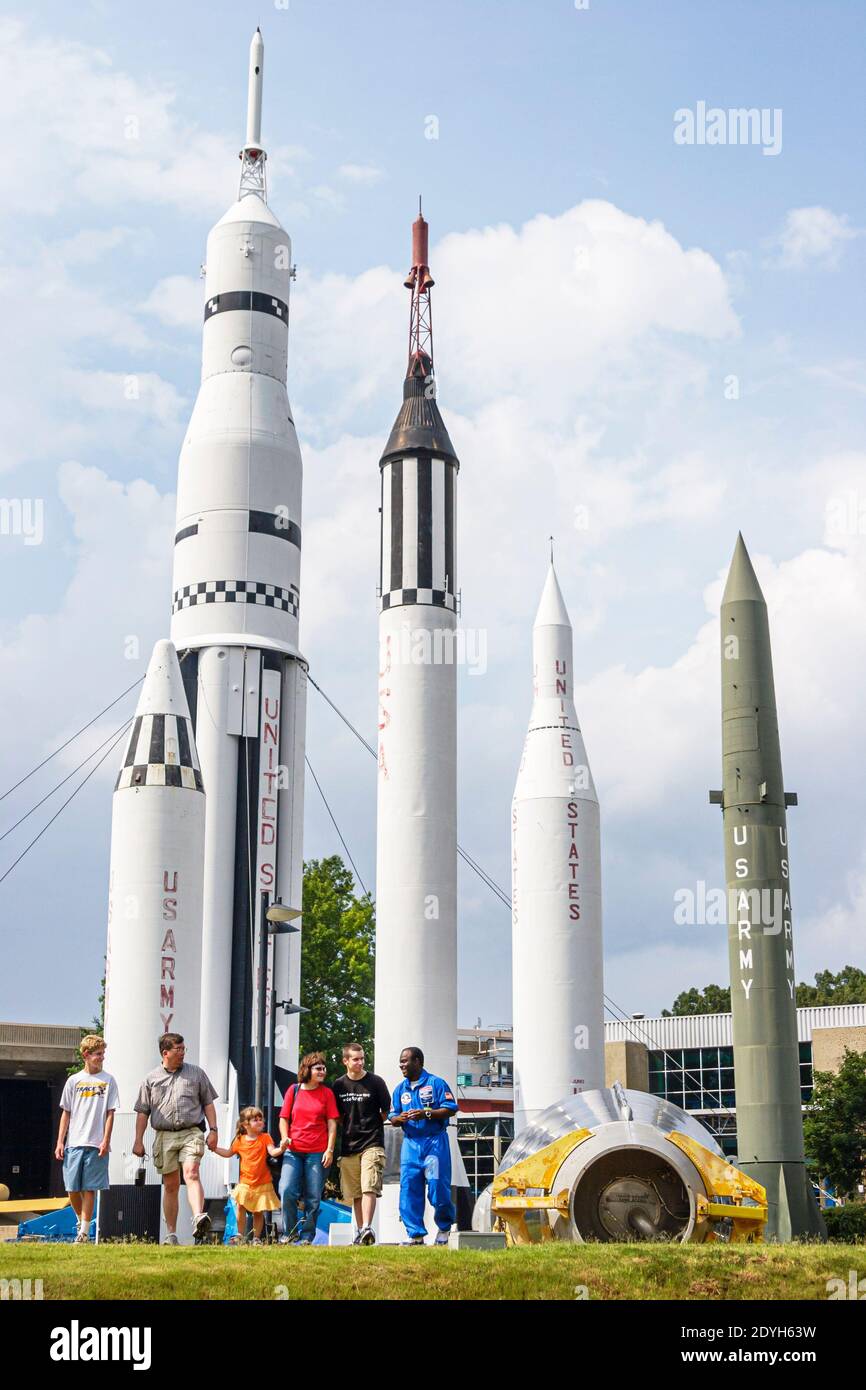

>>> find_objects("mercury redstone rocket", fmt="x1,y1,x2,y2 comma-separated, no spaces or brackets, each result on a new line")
169,28,307,1113
374,207,470,1225
104,640,204,1110
511,563,605,1134
710,535,824,1240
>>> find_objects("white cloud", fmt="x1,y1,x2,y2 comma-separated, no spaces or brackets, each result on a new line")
55,226,143,265
288,199,739,438
802,360,866,399
310,184,346,213
0,237,160,473
0,18,311,219
774,206,858,270
61,370,188,430
140,274,203,331
0,460,173,785
337,163,385,186
800,857,866,963
436,202,738,417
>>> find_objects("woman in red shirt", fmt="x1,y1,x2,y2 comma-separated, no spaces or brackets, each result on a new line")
278,1051,339,1244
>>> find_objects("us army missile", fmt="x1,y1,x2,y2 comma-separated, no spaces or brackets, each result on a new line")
710,534,824,1240
169,28,307,1108
511,563,605,1134
103,640,204,1104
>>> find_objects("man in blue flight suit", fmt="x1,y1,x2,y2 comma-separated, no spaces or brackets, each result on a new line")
389,1045,458,1246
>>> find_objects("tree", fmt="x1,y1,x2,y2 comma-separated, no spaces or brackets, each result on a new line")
796,966,866,1006
662,983,731,1017
803,1048,866,1198
298,856,375,1077
68,972,106,1076
662,966,866,1017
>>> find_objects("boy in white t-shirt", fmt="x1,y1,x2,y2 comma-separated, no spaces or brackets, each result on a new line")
55,1034,119,1243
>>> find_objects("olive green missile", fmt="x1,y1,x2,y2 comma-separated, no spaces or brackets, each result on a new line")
709,534,825,1240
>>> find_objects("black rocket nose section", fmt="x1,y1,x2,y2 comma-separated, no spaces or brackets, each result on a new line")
380,371,459,466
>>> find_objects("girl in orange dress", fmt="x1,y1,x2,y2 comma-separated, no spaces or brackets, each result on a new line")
215,1105,286,1243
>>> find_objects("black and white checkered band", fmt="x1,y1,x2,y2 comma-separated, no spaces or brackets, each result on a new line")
116,763,204,792
175,510,301,551
171,580,299,619
204,291,288,322
381,588,456,612
115,714,203,793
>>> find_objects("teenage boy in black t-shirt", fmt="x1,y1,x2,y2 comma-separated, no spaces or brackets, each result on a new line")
332,1042,392,1245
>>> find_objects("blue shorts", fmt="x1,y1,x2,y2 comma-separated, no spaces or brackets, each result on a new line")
63,1146,109,1192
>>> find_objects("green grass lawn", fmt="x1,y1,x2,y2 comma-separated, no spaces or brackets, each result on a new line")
1,1242,861,1301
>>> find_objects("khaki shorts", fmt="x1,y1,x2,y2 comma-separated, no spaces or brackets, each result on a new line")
152,1127,206,1175
339,1146,386,1200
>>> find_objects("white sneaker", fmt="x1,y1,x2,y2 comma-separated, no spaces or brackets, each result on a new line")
162,1232,179,1245
434,1229,451,1246
74,1230,89,1244
192,1210,212,1239
359,1226,376,1246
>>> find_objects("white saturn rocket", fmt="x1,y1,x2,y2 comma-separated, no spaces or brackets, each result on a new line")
104,640,205,1146
105,30,306,1149
511,562,605,1134
375,208,470,1226
169,27,306,1111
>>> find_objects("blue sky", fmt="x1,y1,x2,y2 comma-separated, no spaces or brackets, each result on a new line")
1,0,864,1031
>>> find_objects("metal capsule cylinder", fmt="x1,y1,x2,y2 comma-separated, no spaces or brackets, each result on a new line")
477,1088,757,1244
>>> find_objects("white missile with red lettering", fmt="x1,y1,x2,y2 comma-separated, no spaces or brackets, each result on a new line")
511,563,605,1134
374,208,471,1233
375,209,459,1092
169,28,307,1109
103,639,204,1105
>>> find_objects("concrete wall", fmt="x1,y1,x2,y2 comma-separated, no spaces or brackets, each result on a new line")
811,1025,866,1075
604,1039,648,1091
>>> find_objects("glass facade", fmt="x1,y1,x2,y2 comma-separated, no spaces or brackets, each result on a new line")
647,1041,814,1158
457,1115,514,1197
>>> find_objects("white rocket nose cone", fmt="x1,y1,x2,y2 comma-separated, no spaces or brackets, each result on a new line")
533,562,571,629
135,640,193,720
116,640,202,791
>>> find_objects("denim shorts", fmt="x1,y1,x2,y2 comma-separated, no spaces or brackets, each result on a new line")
63,1146,109,1192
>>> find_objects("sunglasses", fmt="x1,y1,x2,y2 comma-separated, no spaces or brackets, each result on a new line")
312,1064,327,1070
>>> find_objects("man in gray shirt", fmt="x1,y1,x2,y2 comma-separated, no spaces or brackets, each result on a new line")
132,1033,219,1244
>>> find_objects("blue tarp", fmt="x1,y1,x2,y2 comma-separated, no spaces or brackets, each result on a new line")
17,1204,94,1242
224,1195,351,1244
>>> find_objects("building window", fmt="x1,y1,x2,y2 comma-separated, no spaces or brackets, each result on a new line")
457,1116,514,1197
798,1040,813,1104
646,1048,737,1113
